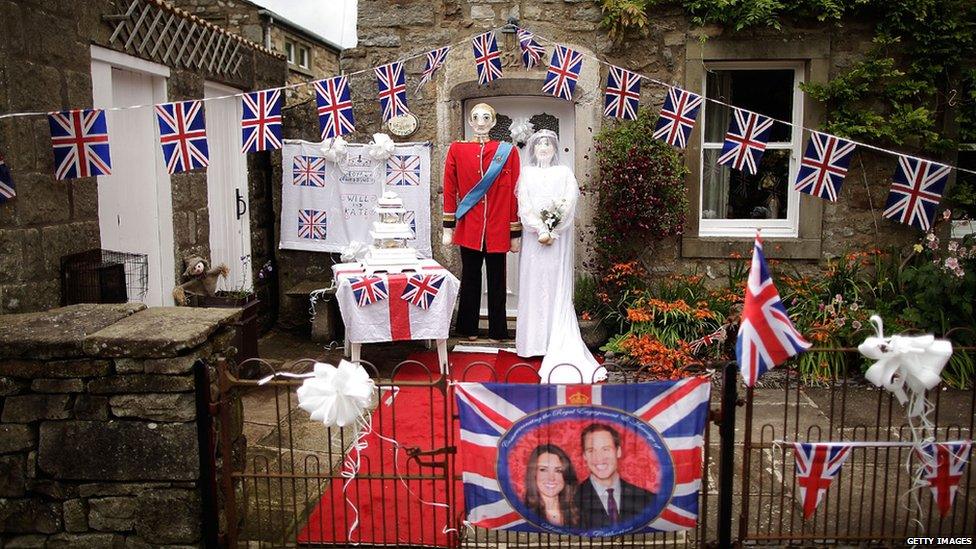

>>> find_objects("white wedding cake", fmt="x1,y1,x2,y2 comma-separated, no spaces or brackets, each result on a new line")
362,191,421,274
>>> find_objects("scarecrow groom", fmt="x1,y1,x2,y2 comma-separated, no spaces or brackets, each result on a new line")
442,103,521,341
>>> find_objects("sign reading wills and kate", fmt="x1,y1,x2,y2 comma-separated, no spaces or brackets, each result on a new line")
455,379,710,537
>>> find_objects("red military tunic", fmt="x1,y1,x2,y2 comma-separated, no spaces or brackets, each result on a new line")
442,140,522,253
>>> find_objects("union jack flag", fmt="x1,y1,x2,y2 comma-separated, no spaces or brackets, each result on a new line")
293,156,326,187
417,46,450,91
882,156,951,231
314,76,355,139
542,45,583,101
375,61,409,122
717,109,774,175
652,87,703,149
154,100,209,174
455,378,710,535
916,441,972,518
794,132,856,202
472,31,502,86
736,234,810,387
297,209,327,240
241,89,282,153
0,155,14,204
401,274,445,309
403,210,417,238
386,154,421,186
48,109,112,180
793,443,853,519
517,28,544,69
349,275,388,307
604,65,642,120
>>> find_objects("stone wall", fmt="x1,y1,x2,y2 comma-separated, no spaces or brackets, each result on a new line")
0,303,241,547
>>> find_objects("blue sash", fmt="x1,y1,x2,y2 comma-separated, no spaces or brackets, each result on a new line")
455,142,514,220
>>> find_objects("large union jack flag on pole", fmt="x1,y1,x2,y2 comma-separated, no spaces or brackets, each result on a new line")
517,28,544,69
417,46,450,91
349,275,389,307
652,87,703,149
542,45,583,101
882,156,951,231
375,61,409,122
472,31,503,86
736,233,810,387
314,76,356,139
916,441,972,518
401,274,445,309
793,443,853,519
241,89,282,153
793,132,856,202
604,65,641,120
154,100,209,174
717,109,774,175
455,378,710,535
48,109,112,180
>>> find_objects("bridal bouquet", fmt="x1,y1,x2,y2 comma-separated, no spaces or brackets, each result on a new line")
540,199,568,233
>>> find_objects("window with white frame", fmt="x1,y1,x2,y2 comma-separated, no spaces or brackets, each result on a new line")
298,45,310,69
284,41,295,64
699,62,804,237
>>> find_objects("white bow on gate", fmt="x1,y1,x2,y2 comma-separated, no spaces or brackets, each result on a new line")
366,133,395,161
295,360,376,427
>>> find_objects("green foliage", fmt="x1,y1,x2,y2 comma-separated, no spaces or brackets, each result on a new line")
573,272,606,318
598,0,659,40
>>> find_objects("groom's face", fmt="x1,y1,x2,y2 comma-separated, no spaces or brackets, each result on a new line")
583,430,621,482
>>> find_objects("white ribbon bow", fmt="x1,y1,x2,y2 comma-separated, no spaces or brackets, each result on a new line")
294,360,376,427
366,133,395,161
320,136,349,164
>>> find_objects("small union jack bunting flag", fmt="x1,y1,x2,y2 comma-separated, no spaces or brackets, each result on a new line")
401,274,445,309
48,109,112,180
241,89,282,153
793,132,856,202
297,209,327,240
542,45,583,101
0,155,15,204
517,28,544,69
916,441,972,518
472,31,502,86
349,275,389,307
417,46,450,91
604,65,641,120
653,87,703,148
314,76,355,139
375,61,409,122
793,443,853,519
736,233,810,387
386,154,421,186
155,100,209,174
718,109,774,175
293,156,326,187
882,156,951,231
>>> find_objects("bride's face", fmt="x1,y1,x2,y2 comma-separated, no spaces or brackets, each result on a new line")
534,138,555,165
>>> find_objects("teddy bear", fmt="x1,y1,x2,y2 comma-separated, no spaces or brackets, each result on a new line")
172,254,229,305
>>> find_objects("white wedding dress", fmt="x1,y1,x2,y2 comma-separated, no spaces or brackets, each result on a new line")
515,164,605,384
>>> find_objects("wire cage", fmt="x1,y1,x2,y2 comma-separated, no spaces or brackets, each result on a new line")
60,249,149,305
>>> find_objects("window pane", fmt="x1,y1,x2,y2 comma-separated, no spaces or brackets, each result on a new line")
285,42,294,63
300,47,309,68
704,69,795,143
702,149,790,220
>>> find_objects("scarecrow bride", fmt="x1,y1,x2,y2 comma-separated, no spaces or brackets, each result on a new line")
515,130,606,383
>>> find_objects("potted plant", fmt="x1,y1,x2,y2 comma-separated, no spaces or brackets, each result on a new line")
186,287,261,367
574,272,608,349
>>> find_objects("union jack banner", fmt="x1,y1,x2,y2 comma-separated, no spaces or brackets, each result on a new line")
241,89,282,153
293,156,327,187
417,46,450,91
375,61,409,122
403,210,417,238
472,31,502,86
717,108,774,175
0,155,14,203
455,378,710,536
297,209,327,240
794,132,856,202
386,154,421,186
517,28,544,69
882,156,951,231
542,45,583,101
604,66,641,120
314,76,355,139
154,100,209,174
793,443,853,519
48,109,112,180
401,274,446,309
916,441,972,517
736,234,810,387
349,275,389,307
652,87,703,149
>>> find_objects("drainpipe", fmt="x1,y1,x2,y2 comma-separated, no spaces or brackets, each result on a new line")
258,10,273,50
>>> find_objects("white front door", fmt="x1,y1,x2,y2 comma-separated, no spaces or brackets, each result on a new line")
204,82,252,292
462,96,577,317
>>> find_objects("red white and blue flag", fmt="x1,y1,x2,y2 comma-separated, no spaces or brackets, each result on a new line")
653,87,703,149
155,100,209,174
293,156,327,187
455,378,710,536
314,76,355,139
793,442,853,519
517,28,544,69
297,208,327,240
882,156,951,231
48,109,112,180
542,45,583,101
386,154,421,186
375,61,409,122
736,234,810,387
916,441,972,517
472,31,503,86
794,132,856,202
241,89,282,153
0,155,14,204
604,65,641,120
717,108,774,175
349,275,389,307
401,274,445,309
417,46,450,91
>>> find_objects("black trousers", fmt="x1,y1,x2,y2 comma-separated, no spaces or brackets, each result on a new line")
456,246,508,339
